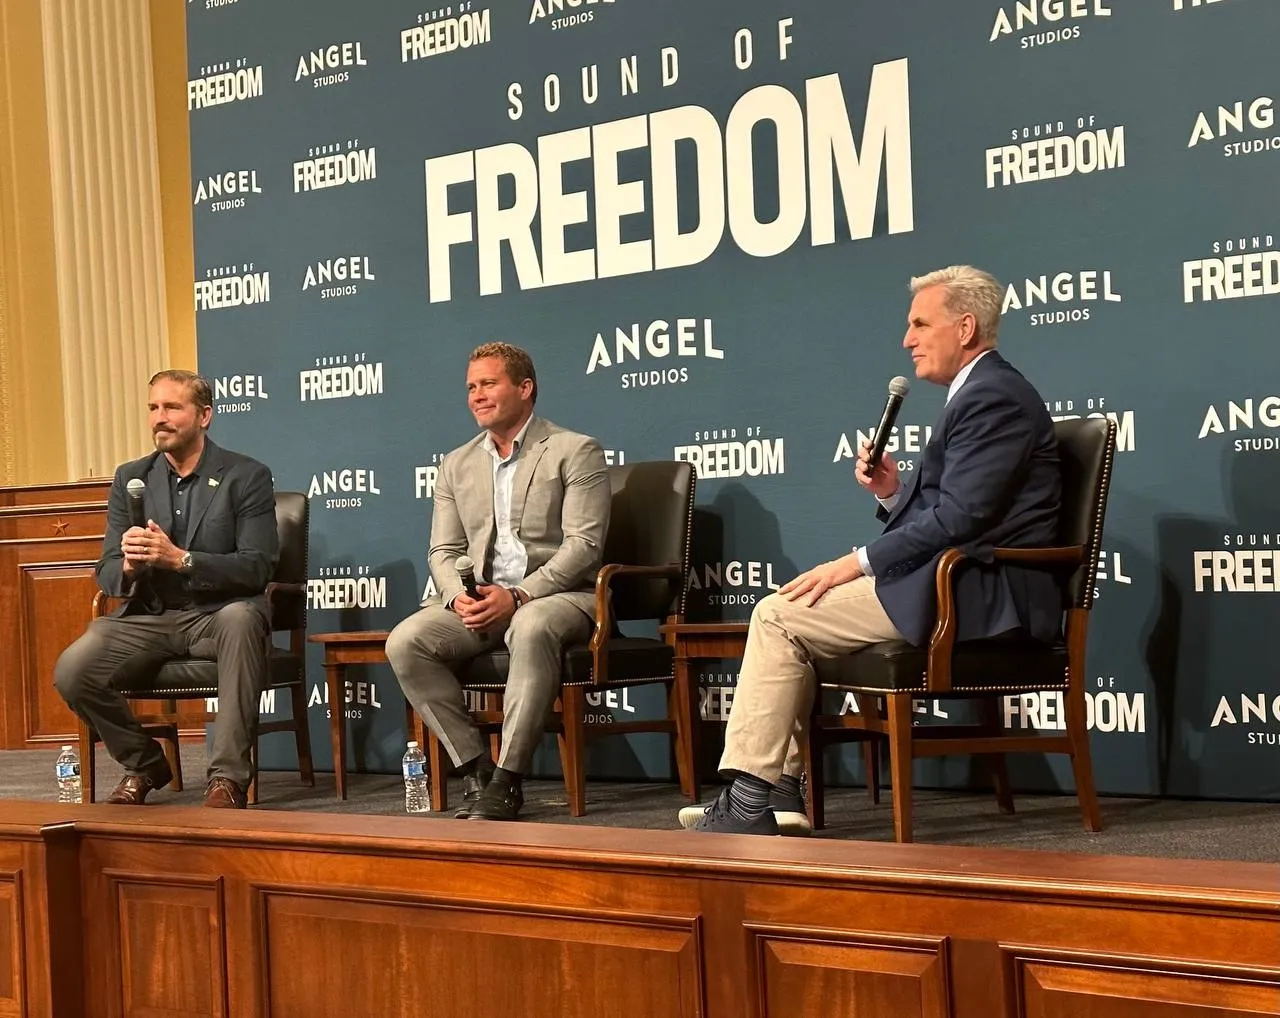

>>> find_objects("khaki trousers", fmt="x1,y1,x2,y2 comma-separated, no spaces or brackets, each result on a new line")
720,576,902,785
386,595,591,773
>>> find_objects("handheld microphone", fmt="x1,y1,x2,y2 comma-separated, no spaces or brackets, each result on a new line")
455,555,482,599
125,478,148,529
866,376,911,473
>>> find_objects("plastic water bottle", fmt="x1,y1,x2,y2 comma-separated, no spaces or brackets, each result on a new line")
55,745,81,804
402,741,430,814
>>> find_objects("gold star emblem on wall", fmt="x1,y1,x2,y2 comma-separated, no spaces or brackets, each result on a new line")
51,518,69,536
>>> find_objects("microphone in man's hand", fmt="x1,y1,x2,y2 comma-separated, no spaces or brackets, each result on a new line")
455,555,482,599
124,478,149,573
866,376,911,473
125,478,148,529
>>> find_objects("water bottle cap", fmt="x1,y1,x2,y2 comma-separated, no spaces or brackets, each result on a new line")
406,741,419,748
61,745,74,752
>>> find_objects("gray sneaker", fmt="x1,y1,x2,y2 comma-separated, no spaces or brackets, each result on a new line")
769,786,812,836
682,788,779,835
678,786,811,835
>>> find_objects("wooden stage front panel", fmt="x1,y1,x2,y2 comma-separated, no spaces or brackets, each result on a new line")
1,802,1277,1017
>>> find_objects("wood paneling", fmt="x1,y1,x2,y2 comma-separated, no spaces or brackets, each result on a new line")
0,482,111,509
259,891,701,1018
750,926,949,1018
0,874,23,1017
1012,949,1280,1018
112,875,225,1018
0,482,208,748
0,802,90,1018
20,562,99,743
0,482,109,748
0,802,1277,1018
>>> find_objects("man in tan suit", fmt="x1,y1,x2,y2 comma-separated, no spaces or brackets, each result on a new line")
386,343,611,821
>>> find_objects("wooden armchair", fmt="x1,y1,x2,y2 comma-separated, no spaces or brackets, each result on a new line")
417,460,699,816
803,418,1117,841
78,491,315,805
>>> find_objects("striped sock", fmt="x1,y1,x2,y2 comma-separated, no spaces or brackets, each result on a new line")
726,773,772,821
775,773,802,799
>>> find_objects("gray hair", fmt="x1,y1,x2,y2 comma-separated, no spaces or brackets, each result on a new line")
909,265,1002,346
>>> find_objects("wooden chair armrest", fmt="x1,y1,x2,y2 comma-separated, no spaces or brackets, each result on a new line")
925,549,968,693
925,545,1085,692
590,563,683,685
92,590,129,619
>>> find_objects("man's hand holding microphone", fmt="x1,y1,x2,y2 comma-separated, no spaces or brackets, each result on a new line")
778,376,909,607
119,478,186,579
452,555,520,632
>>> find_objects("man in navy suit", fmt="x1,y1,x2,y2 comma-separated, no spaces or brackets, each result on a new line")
683,265,1061,836
54,370,279,808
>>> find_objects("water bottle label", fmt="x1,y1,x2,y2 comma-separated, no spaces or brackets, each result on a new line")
403,761,425,779
56,762,80,779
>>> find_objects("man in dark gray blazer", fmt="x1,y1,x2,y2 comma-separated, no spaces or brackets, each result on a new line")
54,370,279,808
386,343,611,822
683,266,1062,836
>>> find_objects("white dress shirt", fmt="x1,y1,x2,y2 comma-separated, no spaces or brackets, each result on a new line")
856,349,994,577
483,414,535,592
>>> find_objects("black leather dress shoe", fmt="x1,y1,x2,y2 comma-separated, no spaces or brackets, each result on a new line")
453,770,492,819
466,780,524,821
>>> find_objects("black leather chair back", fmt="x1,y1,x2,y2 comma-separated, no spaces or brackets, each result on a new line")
601,462,695,621
1053,418,1116,611
270,492,308,632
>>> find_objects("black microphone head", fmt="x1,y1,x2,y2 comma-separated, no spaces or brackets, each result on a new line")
126,478,146,500
888,376,910,398
455,555,475,577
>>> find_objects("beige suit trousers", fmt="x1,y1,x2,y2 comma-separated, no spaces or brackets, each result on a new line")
719,576,903,785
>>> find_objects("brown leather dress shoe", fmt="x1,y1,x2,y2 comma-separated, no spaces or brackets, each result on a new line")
203,777,247,809
106,762,174,806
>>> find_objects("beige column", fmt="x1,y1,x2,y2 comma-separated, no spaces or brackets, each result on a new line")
0,0,195,486
41,0,170,479
0,0,68,486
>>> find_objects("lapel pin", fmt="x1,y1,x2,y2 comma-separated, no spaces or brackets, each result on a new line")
208,477,220,487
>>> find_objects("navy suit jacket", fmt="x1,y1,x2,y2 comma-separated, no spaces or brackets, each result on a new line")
865,352,1062,647
96,438,279,616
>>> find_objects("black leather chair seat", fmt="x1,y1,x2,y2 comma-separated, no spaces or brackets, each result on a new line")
461,637,674,690
815,638,1068,693
114,649,303,696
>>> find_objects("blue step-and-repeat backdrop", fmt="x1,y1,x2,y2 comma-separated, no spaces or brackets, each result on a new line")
186,0,1280,800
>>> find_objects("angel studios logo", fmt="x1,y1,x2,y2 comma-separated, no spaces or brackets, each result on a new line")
1209,691,1280,748
1197,394,1280,453
1002,269,1122,326
685,559,782,612
987,0,1113,49
585,317,724,391
528,0,617,31
1188,94,1279,160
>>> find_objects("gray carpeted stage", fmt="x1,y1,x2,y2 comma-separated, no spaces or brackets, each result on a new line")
3,745,1276,863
